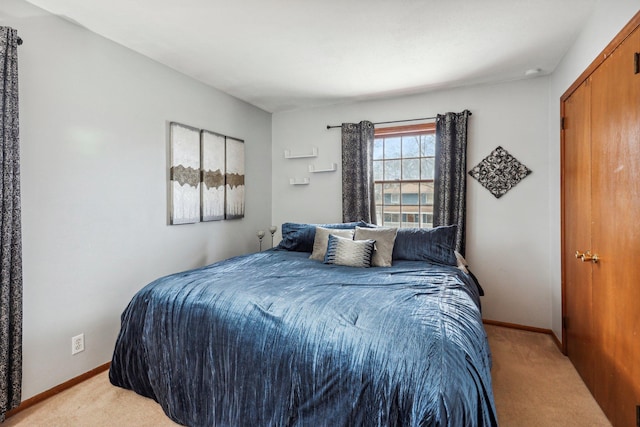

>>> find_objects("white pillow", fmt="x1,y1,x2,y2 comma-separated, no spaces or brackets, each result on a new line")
354,226,397,267
309,226,354,261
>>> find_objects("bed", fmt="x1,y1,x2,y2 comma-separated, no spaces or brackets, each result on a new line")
109,222,497,426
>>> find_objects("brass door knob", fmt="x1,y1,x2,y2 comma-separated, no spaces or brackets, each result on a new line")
580,251,599,263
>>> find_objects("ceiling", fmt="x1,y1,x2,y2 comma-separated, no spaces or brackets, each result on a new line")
25,0,597,113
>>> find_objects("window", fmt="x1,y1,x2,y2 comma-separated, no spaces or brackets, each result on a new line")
374,123,435,228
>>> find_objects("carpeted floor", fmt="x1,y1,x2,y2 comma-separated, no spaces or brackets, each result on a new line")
487,325,610,426
4,325,611,426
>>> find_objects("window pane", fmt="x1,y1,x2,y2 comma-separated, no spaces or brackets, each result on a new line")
400,182,419,205
384,160,401,181
383,210,401,228
384,183,400,205
421,158,435,179
402,136,420,158
373,160,383,181
374,139,384,160
400,210,419,227
420,212,433,229
420,182,434,205
402,159,420,180
420,203,433,228
421,134,436,156
384,137,402,159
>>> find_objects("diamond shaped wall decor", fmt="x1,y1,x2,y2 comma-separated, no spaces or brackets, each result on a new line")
468,146,532,199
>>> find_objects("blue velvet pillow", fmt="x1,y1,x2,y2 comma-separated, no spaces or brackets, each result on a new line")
277,221,370,252
391,225,458,266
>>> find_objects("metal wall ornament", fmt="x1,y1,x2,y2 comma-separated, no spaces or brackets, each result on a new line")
169,122,245,224
468,146,532,199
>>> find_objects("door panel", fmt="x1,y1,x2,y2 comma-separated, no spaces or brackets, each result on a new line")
562,79,594,391
589,26,640,427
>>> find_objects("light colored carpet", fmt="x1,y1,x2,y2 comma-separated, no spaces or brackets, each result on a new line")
487,325,610,426
4,371,178,427
4,325,611,426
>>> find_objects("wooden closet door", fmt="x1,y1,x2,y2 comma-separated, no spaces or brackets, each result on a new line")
589,26,640,427
561,79,594,391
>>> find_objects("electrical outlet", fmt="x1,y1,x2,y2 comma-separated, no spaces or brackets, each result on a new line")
71,334,85,355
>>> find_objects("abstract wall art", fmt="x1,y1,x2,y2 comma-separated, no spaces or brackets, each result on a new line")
170,123,201,224
201,130,226,221
225,137,245,220
169,122,245,224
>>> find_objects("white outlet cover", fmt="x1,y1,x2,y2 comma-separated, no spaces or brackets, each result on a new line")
72,333,85,355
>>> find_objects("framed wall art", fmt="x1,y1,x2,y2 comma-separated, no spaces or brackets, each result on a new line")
201,130,226,221
170,122,201,224
168,122,246,224
225,137,245,220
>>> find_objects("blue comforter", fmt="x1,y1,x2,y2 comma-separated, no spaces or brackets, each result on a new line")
109,250,497,426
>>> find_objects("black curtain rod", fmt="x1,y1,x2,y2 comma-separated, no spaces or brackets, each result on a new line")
326,112,472,130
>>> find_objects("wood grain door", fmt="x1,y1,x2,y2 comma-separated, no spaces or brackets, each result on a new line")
589,26,640,427
562,78,594,391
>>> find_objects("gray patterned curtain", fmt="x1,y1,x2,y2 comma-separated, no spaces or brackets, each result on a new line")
433,110,470,256
0,26,22,420
341,121,376,223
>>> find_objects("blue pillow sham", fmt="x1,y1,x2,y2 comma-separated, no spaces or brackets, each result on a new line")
277,221,371,253
391,225,458,266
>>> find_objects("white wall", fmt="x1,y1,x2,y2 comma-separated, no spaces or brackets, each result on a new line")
547,1,639,340
272,77,552,329
1,0,272,400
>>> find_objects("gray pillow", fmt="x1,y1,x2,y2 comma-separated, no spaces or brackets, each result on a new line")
354,226,398,267
324,234,375,268
309,227,354,261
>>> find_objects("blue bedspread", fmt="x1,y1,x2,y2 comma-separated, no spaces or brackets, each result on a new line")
109,250,497,426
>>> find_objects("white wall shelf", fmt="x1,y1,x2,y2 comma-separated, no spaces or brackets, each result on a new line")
308,163,337,173
284,147,318,159
289,177,310,185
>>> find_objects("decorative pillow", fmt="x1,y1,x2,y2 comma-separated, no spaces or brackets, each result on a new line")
277,221,368,252
309,227,355,261
324,234,375,268
392,225,458,266
354,226,398,267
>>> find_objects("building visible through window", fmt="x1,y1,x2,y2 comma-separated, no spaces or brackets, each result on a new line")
374,123,435,228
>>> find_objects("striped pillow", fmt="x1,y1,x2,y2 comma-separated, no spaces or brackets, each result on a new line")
309,227,355,261
324,234,375,268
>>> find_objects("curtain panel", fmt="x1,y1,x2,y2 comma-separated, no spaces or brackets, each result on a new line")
341,121,376,224
0,26,22,420
433,110,470,256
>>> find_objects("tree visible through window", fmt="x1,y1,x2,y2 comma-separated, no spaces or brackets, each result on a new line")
374,123,435,228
